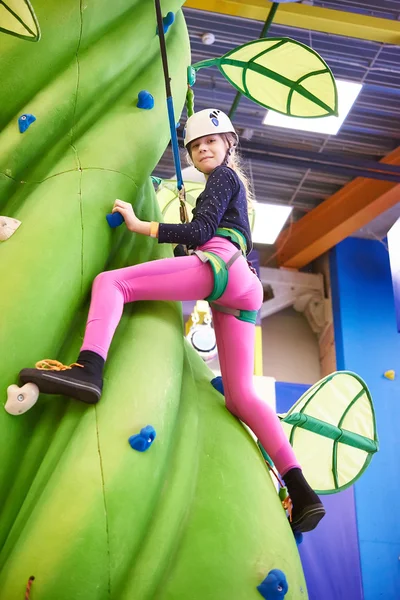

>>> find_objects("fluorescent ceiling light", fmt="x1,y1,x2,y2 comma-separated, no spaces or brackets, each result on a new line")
263,79,363,135
252,202,293,245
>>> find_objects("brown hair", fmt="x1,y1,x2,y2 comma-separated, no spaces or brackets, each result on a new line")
186,132,254,210
221,132,254,208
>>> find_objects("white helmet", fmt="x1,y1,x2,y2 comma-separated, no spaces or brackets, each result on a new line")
184,109,238,148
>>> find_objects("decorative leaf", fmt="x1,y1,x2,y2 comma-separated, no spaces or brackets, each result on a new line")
214,37,338,118
278,371,378,494
157,180,203,224
0,0,40,41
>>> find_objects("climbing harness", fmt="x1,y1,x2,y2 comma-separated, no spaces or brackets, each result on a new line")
194,248,241,300
264,459,293,523
215,227,247,254
194,227,258,325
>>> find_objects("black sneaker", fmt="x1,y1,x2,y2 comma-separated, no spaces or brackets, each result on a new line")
290,502,326,533
283,467,326,533
19,361,102,405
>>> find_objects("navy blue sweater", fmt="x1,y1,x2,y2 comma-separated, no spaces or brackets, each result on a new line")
158,166,252,254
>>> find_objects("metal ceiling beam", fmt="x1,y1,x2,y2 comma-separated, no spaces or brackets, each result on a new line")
176,129,400,183
276,147,400,269
183,0,400,44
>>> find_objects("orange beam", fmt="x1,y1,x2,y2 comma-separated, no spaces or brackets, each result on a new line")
276,147,400,268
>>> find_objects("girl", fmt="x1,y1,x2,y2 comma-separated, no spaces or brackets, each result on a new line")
19,108,325,533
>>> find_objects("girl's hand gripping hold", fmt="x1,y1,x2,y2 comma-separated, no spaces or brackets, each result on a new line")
112,199,151,236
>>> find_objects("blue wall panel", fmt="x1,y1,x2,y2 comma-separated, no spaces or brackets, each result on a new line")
330,237,400,600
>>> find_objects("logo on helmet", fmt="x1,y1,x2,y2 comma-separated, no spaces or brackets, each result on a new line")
209,109,220,127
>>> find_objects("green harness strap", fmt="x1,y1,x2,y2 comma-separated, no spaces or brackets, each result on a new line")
194,229,258,325
194,250,239,303
215,227,247,255
211,303,258,325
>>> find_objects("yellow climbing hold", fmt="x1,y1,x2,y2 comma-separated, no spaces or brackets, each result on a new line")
384,370,396,380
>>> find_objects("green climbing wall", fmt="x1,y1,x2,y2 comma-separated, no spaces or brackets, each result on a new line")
0,1,307,598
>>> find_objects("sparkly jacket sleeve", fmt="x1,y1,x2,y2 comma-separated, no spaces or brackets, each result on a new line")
157,166,239,247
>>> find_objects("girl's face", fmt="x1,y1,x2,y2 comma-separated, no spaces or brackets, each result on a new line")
190,134,229,174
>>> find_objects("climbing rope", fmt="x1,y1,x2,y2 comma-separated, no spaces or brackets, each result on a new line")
35,359,83,371
25,576,35,600
154,0,188,223
281,494,293,523
264,460,293,523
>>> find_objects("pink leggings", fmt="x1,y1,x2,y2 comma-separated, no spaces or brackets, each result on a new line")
81,237,300,476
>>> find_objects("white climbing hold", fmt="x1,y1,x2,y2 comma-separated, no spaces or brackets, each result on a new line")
5,383,39,415
0,216,21,241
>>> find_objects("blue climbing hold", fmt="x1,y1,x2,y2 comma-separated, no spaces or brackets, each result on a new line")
18,113,36,133
106,212,124,228
294,531,303,546
137,90,154,110
211,376,224,395
257,569,288,599
129,425,156,452
156,11,175,35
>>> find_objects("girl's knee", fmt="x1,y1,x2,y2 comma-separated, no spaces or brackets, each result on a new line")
92,270,130,303
93,271,109,288
92,270,121,293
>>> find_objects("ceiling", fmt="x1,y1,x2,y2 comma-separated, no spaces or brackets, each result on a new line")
154,0,400,250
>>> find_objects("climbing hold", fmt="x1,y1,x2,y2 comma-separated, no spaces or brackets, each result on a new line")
18,113,36,133
294,531,303,546
257,569,288,599
384,370,395,380
106,212,124,228
136,90,154,110
156,11,175,35
5,383,39,416
211,376,224,395
0,216,21,241
128,425,156,452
